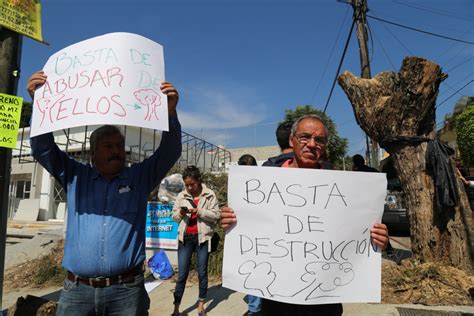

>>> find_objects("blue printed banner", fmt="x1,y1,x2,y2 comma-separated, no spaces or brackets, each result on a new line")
146,202,178,249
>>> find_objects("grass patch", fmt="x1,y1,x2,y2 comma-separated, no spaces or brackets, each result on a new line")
32,255,66,286
4,239,65,290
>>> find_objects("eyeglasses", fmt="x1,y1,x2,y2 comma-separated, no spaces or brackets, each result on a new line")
294,133,327,146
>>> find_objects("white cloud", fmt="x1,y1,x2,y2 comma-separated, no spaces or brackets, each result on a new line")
203,131,235,147
178,84,267,130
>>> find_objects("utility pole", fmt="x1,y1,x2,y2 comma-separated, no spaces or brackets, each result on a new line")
351,0,380,168
0,27,22,309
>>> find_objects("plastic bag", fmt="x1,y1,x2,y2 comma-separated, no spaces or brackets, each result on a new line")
157,174,185,203
148,250,174,280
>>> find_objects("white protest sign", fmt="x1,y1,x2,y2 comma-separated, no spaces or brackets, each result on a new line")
223,166,387,305
31,32,167,137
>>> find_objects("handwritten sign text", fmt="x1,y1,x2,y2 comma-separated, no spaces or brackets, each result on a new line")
0,93,23,149
223,166,387,305
31,33,167,137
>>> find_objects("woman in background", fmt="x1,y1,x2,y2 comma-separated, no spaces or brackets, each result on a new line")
172,166,220,316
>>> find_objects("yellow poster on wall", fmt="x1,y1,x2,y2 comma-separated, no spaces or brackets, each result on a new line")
0,0,43,43
0,93,23,149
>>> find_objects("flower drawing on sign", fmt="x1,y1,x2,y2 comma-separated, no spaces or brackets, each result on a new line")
133,88,161,121
35,94,65,127
298,261,354,301
238,260,276,298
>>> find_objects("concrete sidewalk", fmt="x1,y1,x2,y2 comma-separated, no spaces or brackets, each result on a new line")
3,221,473,315
149,279,245,315
148,279,474,316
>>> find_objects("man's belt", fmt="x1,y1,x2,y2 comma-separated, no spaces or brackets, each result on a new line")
67,265,144,288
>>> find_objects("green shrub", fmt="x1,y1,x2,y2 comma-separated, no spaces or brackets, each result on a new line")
456,104,474,167
32,254,66,286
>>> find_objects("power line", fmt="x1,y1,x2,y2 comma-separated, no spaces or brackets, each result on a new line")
338,117,356,127
439,72,474,98
365,13,375,66
323,19,356,114
436,80,473,109
431,77,473,127
439,79,472,101
369,10,414,55
440,44,471,70
368,19,397,71
392,0,472,22
444,56,474,73
435,29,472,60
310,7,351,105
367,15,474,45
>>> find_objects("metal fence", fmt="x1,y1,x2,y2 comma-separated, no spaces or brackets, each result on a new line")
12,126,231,171
8,126,231,219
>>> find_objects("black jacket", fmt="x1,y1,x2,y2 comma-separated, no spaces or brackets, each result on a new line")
262,152,294,167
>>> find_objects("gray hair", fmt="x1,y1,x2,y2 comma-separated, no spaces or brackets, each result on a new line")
90,125,124,155
290,114,328,138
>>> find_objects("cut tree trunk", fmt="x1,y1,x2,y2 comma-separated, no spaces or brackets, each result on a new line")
338,56,474,270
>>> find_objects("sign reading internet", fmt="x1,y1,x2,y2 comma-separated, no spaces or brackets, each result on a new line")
31,32,167,137
146,202,179,250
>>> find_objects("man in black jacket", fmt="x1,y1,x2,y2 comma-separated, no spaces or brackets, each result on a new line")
352,154,378,172
262,121,294,167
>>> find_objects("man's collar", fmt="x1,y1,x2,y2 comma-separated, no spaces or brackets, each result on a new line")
287,159,321,169
92,166,128,180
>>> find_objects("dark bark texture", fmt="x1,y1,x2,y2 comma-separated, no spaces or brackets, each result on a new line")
338,56,473,270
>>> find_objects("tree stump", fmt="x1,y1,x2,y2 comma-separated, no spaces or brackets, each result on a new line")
338,56,473,270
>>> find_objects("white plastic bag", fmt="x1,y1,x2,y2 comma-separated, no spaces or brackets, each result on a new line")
157,174,184,203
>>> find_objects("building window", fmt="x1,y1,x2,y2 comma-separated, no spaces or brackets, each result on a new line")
15,180,31,199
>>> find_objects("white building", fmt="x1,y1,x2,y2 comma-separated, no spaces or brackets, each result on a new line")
9,126,231,221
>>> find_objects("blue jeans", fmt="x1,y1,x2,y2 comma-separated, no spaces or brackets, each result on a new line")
56,274,150,315
247,295,262,312
173,234,209,304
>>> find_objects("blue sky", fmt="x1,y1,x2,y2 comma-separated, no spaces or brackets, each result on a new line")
18,0,473,155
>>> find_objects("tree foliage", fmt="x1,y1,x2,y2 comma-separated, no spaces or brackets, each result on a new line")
201,171,228,206
282,105,348,167
455,101,474,167
443,96,473,130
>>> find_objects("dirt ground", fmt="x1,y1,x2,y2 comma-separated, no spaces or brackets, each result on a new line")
4,240,65,292
382,259,474,306
3,240,474,308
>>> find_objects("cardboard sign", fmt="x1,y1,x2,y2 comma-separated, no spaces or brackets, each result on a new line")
0,93,23,149
0,0,43,42
223,166,387,305
31,32,167,137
